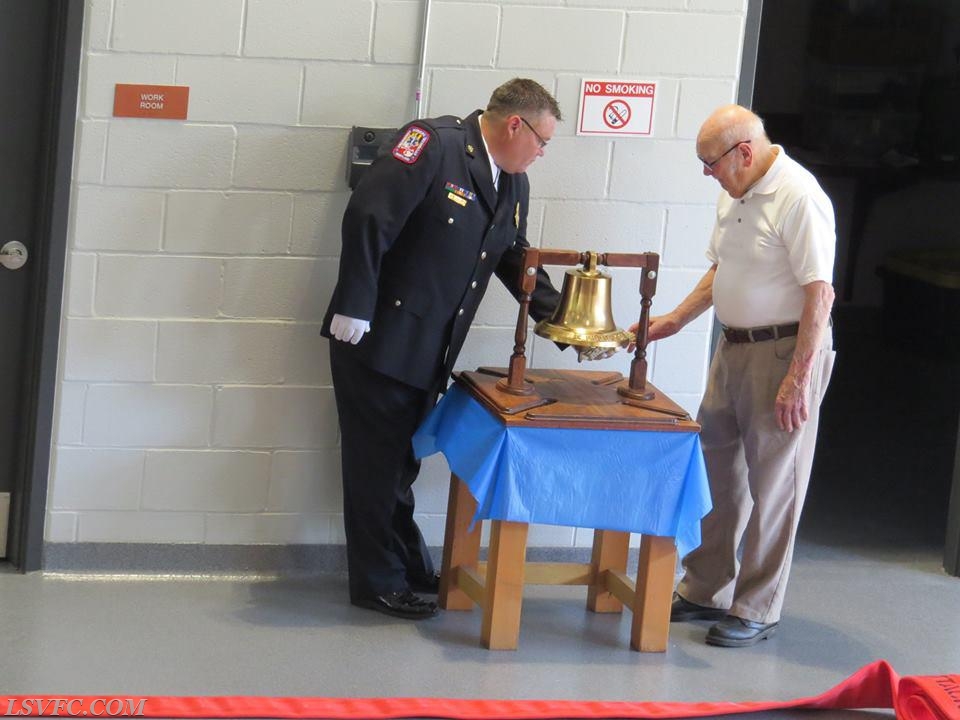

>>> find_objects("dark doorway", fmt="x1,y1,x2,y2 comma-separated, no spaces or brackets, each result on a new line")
751,0,960,570
0,0,82,570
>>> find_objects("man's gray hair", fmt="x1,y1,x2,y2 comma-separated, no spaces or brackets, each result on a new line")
486,78,562,121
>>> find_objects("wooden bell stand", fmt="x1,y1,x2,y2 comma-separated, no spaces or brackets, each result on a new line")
496,248,660,401
438,249,700,652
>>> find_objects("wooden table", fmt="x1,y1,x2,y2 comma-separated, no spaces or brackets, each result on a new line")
441,475,681,651
413,368,708,652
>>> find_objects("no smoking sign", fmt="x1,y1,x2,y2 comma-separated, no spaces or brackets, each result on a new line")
603,100,631,129
577,79,656,137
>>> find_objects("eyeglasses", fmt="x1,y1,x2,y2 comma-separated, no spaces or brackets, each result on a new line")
520,116,548,149
699,139,750,170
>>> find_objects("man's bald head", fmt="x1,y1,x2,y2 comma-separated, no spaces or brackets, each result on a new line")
697,104,768,152
696,105,775,199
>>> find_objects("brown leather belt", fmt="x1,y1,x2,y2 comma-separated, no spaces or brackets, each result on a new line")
722,322,800,343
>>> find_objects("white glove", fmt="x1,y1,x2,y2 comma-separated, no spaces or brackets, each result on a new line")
330,313,371,344
576,346,617,363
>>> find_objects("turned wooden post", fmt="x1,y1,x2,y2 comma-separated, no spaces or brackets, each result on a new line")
618,252,659,401
497,248,540,395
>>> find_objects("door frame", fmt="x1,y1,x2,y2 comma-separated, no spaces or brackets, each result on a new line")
945,414,960,576
738,0,763,110
6,0,83,571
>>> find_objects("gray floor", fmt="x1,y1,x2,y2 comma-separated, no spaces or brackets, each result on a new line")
0,537,957,710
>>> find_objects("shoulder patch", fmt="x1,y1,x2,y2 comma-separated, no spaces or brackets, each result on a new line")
392,125,431,165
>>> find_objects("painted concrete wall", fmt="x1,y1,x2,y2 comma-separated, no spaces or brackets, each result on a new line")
48,0,746,549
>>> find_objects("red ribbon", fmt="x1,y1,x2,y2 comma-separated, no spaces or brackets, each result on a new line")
2,661,958,719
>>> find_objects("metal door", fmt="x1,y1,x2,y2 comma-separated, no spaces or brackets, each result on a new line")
0,0,82,568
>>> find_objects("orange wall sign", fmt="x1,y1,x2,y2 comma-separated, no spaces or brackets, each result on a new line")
113,84,189,119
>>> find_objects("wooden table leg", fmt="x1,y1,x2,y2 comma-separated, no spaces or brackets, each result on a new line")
439,474,481,611
481,519,528,650
587,529,629,613
630,534,676,652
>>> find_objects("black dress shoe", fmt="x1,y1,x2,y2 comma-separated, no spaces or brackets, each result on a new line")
670,593,728,622
407,571,440,594
706,615,778,647
352,590,438,620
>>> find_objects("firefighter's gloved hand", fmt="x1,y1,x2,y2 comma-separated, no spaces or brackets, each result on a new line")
575,346,617,363
330,314,371,344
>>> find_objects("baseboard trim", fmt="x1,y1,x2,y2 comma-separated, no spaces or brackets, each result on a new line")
41,543,600,575
42,543,349,575
0,493,9,559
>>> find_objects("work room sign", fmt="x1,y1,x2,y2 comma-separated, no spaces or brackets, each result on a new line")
577,79,656,137
113,84,189,120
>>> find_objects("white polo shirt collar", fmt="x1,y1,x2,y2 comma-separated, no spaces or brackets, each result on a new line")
741,145,785,200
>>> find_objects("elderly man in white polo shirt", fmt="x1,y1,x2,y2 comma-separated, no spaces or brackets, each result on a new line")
644,104,837,647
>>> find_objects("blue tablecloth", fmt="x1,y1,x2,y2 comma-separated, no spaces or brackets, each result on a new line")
412,384,711,557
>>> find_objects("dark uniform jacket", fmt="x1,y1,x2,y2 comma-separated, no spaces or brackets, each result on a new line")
321,110,560,390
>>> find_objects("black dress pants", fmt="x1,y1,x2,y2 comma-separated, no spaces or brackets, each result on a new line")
329,342,438,601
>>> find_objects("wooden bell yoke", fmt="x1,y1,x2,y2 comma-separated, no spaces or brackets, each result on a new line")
497,248,660,401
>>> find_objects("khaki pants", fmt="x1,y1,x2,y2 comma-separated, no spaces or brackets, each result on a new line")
677,330,836,624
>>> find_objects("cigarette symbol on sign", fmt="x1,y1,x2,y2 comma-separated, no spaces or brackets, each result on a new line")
603,99,632,129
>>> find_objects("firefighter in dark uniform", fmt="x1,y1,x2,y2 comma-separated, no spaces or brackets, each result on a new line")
322,79,599,619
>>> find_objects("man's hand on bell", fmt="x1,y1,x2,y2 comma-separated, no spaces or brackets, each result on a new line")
626,314,680,353
330,314,371,344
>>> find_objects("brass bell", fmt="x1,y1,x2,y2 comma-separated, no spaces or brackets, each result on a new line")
534,252,634,348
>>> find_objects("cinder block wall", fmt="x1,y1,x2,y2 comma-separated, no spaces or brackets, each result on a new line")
49,0,746,552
